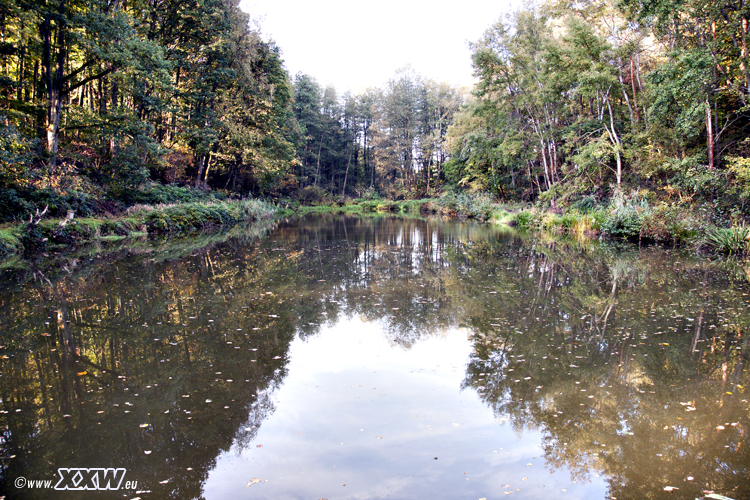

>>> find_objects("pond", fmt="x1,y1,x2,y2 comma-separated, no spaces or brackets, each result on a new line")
0,215,748,500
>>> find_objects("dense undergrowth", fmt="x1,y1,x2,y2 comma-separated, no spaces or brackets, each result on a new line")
282,188,750,256
1,180,748,259
0,195,278,258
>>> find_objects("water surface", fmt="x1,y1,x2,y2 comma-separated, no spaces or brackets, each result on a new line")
0,215,748,500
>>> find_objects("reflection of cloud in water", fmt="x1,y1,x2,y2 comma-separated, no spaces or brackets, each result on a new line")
203,317,607,499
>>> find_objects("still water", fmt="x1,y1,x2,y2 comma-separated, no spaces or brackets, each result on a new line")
0,215,748,500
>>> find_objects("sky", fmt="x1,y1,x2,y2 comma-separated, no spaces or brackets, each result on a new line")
239,0,524,93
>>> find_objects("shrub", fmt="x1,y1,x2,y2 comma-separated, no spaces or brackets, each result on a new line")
570,195,598,213
111,183,217,206
295,185,327,204
0,188,32,221
639,203,704,244
706,224,750,255
435,191,497,221
142,200,277,233
513,209,542,228
600,191,651,239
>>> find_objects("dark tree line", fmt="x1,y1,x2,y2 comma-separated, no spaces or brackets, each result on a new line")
3,0,750,213
1,0,294,197
445,0,750,210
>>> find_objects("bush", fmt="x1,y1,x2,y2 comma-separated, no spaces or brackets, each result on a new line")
706,224,750,255
142,200,277,233
600,191,651,239
435,192,497,221
294,185,327,204
0,188,32,221
0,188,98,222
513,209,542,228
0,118,34,188
111,183,218,206
571,195,597,212
638,203,705,244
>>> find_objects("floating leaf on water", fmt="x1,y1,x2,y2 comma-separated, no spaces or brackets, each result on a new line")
245,478,261,487
256,444,263,448
77,371,87,376
139,423,149,428
663,486,679,491
144,450,152,455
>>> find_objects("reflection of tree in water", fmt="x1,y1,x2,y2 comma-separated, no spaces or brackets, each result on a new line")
1,215,749,499
273,215,479,347
0,215,487,498
457,239,750,500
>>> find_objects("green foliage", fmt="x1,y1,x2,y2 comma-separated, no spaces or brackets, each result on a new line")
706,224,750,255
294,186,328,204
0,119,35,188
646,49,714,141
142,200,277,233
512,209,543,229
726,155,750,207
664,156,727,202
638,203,704,244
599,191,650,239
0,188,99,222
0,228,22,257
0,188,33,221
112,183,219,206
435,191,496,221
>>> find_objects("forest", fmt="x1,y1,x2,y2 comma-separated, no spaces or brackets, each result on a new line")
2,0,750,229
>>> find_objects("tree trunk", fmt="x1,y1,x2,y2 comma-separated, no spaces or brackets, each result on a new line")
194,154,205,188
605,98,623,190
203,152,214,186
706,98,715,170
314,132,323,187
341,147,352,197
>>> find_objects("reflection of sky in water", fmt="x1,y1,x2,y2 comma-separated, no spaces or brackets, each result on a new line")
204,317,608,499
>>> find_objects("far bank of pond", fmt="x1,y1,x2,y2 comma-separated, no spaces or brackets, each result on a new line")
0,214,747,500
2,194,748,261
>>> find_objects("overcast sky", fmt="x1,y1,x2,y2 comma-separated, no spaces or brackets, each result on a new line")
239,0,524,93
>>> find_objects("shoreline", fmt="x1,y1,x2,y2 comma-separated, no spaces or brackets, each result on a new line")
1,196,747,262
0,198,279,261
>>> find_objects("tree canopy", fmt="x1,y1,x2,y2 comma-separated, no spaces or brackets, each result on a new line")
1,0,750,216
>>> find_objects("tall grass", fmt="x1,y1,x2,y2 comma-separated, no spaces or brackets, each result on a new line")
706,224,750,255
140,199,278,233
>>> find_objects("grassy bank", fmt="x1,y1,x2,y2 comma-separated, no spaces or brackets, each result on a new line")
282,190,750,256
504,191,749,255
3,188,748,260
1,198,279,259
